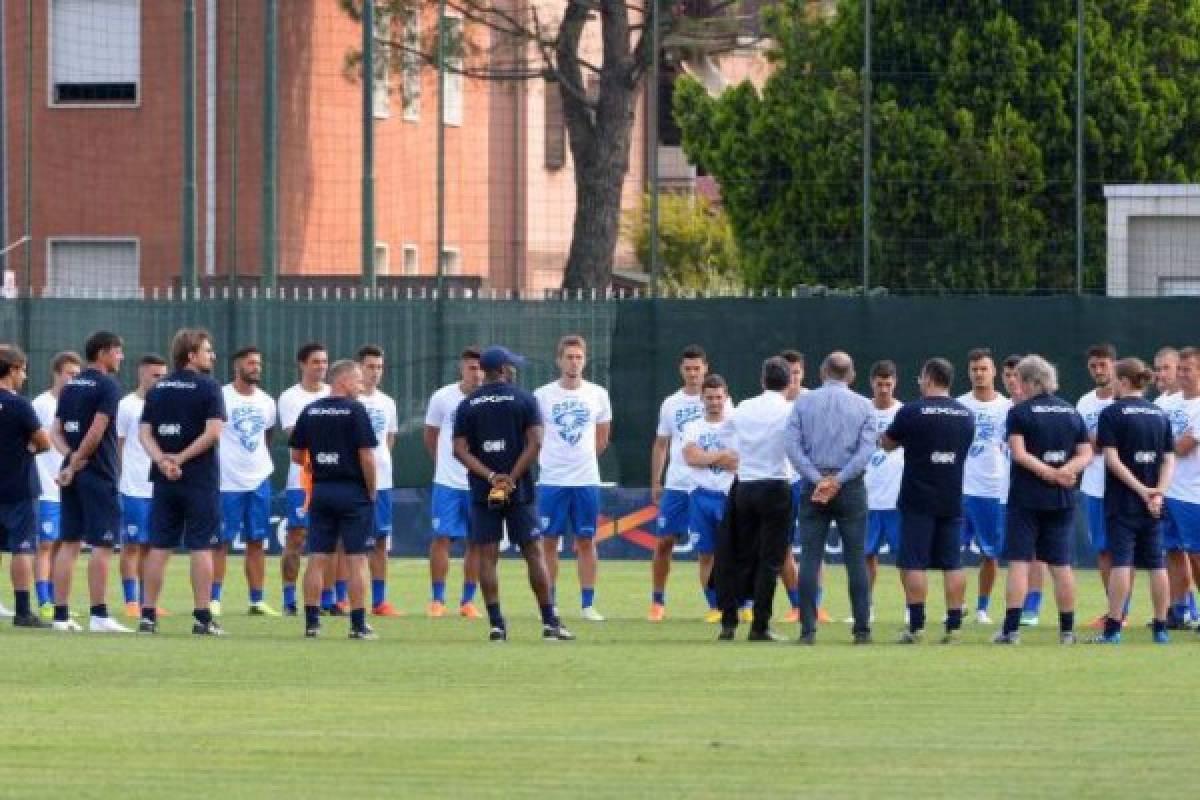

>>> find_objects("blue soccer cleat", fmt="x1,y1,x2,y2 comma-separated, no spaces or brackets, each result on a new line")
1090,632,1121,645
1153,629,1170,645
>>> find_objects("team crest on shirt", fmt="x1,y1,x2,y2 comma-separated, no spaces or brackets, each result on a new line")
970,412,998,458
552,400,590,446
697,431,728,474
367,406,388,437
674,405,702,434
231,405,268,452
1169,408,1190,438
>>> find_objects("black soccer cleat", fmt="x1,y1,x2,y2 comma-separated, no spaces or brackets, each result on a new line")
13,614,50,629
542,624,576,641
137,618,158,634
349,627,378,641
488,626,507,642
305,625,320,638
717,627,736,641
284,604,299,617
192,620,226,636
747,629,787,643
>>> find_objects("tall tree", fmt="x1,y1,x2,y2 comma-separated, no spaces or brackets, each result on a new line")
675,0,1200,291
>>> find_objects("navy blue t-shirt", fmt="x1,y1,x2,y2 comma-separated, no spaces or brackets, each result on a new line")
55,367,121,484
1097,397,1174,519
288,396,378,487
885,395,974,517
141,368,226,489
0,389,42,502
1005,393,1089,510
452,380,543,505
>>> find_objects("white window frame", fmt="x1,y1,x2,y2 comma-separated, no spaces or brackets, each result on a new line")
403,243,419,275
372,4,391,119
48,0,142,109
440,247,461,276
374,242,390,276
443,14,464,127
45,236,141,297
402,8,421,122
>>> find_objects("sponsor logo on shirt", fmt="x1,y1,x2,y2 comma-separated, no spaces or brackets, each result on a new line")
231,404,267,452
308,407,352,416
1121,406,1164,416
156,380,198,390
483,439,506,453
158,423,182,436
930,451,957,464
1036,405,1078,415
1134,451,1158,464
68,378,97,388
1043,450,1067,464
63,421,80,433
551,400,590,446
470,394,515,406
316,452,340,465
921,406,970,417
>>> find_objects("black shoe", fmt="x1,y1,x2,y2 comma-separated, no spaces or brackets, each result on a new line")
796,632,816,646
305,625,320,638
192,620,226,636
13,613,50,629
328,605,347,617
853,631,873,645
349,627,378,640
284,605,299,617
488,626,507,642
717,627,736,641
543,624,576,641
747,629,786,642
137,618,158,634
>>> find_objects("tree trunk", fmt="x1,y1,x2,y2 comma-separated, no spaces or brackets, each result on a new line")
561,120,634,290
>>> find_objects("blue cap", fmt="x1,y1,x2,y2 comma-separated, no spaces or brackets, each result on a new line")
480,346,525,371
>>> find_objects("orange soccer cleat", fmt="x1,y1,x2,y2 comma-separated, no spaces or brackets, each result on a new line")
458,602,482,619
784,608,800,624
647,603,666,622
426,600,448,618
371,601,404,618
817,607,833,624
124,602,140,620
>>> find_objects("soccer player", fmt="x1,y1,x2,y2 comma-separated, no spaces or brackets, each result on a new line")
1095,358,1175,644
882,358,974,644
1153,346,1194,624
536,335,612,621
277,343,330,615
682,374,737,627
649,344,731,622
423,347,483,618
993,355,1090,645
50,331,130,633
31,351,81,619
116,354,168,619
0,345,53,628
1077,343,1121,627
138,329,226,635
1162,347,1200,628
452,345,574,642
217,346,279,617
290,359,379,640
356,345,402,617
862,360,903,620
957,348,1012,624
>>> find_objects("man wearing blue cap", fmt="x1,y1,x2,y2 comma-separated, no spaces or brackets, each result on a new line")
452,346,574,642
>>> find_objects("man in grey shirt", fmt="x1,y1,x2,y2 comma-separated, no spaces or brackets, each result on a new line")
785,351,876,644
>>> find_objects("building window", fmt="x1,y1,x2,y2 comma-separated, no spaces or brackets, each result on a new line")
403,244,419,275
372,5,391,119
374,243,390,276
443,16,463,127
50,0,140,106
544,82,565,171
440,248,461,276
47,238,139,297
402,9,421,121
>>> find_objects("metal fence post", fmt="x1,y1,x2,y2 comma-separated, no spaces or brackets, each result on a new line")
862,0,872,293
1075,0,1085,294
182,0,198,291
362,0,376,290
262,0,278,291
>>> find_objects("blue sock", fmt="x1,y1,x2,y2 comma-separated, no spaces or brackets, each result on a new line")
976,595,990,613
35,580,51,606
581,587,595,609
460,582,477,605
320,589,334,609
703,587,717,609
431,581,446,604
249,588,264,605
787,588,801,609
652,590,665,606
211,582,223,602
1173,601,1189,621
371,579,386,608
1188,591,1198,618
335,580,348,604
1121,592,1131,618
121,579,137,604
539,604,558,626
47,581,55,604
1023,590,1042,613
283,584,296,608
486,602,504,629
816,587,825,608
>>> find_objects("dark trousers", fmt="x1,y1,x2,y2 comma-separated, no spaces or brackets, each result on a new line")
796,477,870,636
715,479,793,632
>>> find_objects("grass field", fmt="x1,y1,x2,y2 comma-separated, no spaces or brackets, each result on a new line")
4,557,1198,799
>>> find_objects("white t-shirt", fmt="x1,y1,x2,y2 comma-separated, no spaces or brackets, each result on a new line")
681,417,736,494
1155,391,1183,413
864,401,903,511
32,391,60,503
958,392,1013,500
656,389,734,492
425,383,468,490
1077,389,1115,498
359,389,399,490
279,383,330,489
1166,395,1200,504
116,393,153,499
535,380,612,487
220,385,277,492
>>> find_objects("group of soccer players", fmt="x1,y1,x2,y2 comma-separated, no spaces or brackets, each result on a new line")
2,325,1199,645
